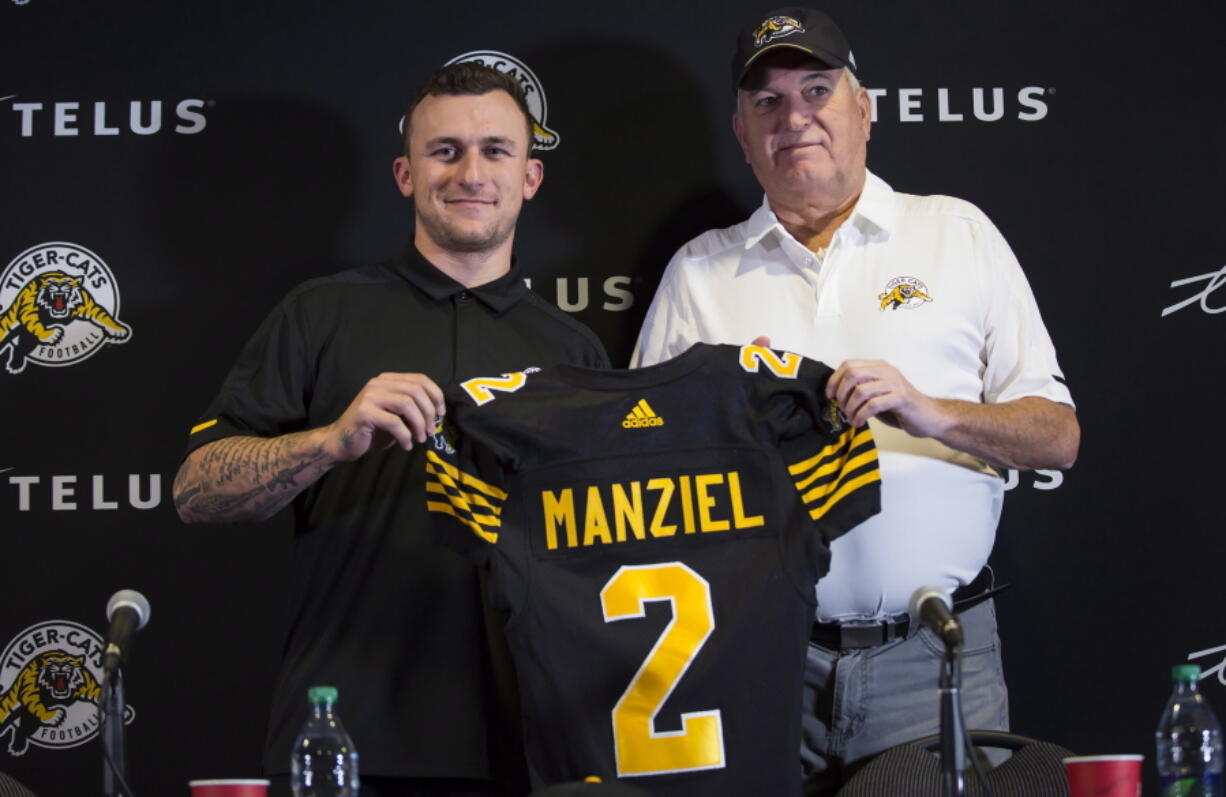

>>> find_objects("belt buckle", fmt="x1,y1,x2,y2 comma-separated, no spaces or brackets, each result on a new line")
838,621,888,649
840,615,912,649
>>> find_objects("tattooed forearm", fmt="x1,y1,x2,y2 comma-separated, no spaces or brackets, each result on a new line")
173,431,333,524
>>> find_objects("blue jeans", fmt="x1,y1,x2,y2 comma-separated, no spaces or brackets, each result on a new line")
800,599,1010,796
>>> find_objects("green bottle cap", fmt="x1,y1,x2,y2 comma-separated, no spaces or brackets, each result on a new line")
308,685,339,703
1172,664,1202,682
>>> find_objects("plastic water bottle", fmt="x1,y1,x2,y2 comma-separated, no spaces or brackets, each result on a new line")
1156,664,1223,797
291,685,360,796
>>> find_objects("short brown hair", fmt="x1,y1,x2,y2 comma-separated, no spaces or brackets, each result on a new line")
402,62,537,156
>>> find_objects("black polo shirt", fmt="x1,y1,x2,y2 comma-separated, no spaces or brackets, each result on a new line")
185,246,610,780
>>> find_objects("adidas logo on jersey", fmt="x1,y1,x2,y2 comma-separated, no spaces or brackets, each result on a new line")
622,399,664,428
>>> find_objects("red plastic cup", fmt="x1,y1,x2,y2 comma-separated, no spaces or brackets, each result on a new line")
188,779,270,797
1062,755,1143,797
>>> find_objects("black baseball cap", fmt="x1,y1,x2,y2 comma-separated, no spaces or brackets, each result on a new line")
731,7,858,92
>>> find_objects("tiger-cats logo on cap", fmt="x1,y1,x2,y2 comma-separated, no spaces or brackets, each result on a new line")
878,277,933,311
444,50,561,151
0,242,132,374
0,620,135,756
753,15,805,48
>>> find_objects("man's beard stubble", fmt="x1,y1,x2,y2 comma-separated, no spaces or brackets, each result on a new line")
415,204,516,255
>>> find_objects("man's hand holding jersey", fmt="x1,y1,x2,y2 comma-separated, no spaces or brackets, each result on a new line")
746,342,1077,471
174,371,446,524
827,358,1078,471
322,372,446,460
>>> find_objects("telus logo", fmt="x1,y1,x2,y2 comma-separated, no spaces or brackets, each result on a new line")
867,87,1050,123
3,96,209,137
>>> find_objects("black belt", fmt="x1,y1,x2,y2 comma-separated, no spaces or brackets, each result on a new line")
809,567,1011,651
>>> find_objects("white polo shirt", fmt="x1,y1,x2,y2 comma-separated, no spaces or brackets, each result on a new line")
632,171,1073,620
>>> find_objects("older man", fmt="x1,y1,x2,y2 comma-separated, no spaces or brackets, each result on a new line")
174,63,609,796
633,7,1079,794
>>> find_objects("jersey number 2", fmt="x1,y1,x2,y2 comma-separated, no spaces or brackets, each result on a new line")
600,562,725,777
460,372,528,406
739,344,801,378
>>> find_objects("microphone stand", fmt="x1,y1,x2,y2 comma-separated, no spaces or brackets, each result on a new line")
939,642,967,797
100,666,128,797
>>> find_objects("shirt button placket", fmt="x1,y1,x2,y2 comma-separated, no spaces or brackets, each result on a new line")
816,235,844,319
452,290,471,377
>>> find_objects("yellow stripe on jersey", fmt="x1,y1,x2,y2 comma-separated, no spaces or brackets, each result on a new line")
425,451,506,544
786,428,864,479
424,467,504,522
426,451,507,500
190,419,218,435
788,429,857,491
424,463,505,521
787,428,879,521
798,449,879,505
807,470,882,521
425,480,501,516
427,500,499,543
424,467,503,522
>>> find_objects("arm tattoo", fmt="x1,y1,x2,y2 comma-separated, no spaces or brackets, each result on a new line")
174,432,330,524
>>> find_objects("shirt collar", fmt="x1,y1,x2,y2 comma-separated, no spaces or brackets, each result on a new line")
393,243,528,313
852,170,894,235
743,169,896,252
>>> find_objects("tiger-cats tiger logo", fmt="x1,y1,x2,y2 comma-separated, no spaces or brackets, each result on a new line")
0,621,135,755
0,242,132,374
753,15,804,48
443,51,561,151
878,276,933,311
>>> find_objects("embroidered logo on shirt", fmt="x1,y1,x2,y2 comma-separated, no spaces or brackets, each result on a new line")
878,277,933,311
753,15,804,48
621,399,664,428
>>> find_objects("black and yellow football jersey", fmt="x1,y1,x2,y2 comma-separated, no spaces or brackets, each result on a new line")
426,343,881,796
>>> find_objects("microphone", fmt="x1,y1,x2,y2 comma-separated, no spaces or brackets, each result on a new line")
102,590,151,672
909,585,963,649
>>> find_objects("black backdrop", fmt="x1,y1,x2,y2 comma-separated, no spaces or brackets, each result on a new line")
3,1,1224,794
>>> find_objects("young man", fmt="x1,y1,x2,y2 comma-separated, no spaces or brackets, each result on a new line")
175,63,609,796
